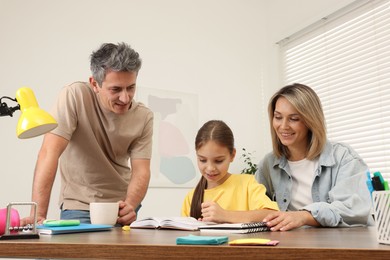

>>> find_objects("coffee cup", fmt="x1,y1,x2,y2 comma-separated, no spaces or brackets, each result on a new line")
89,202,119,226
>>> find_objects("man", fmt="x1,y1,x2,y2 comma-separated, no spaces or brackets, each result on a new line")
27,42,153,225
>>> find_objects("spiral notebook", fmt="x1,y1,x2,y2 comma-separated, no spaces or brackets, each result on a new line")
198,222,270,234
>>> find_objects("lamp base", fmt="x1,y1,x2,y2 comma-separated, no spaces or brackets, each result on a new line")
1,202,40,240
0,232,39,240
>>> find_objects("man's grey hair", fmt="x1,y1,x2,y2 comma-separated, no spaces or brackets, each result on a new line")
90,42,142,86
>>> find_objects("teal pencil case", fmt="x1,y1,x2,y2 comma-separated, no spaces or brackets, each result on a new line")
176,234,228,245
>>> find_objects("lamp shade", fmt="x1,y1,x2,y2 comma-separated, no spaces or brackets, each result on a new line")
15,87,58,139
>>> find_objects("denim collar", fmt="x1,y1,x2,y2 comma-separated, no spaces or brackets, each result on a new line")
272,140,335,169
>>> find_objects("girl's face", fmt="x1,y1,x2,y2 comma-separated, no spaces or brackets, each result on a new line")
273,97,309,158
196,140,235,189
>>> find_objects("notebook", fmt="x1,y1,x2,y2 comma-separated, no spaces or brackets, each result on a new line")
130,217,205,231
198,222,270,234
37,223,113,235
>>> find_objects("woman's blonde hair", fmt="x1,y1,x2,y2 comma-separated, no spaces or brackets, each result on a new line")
268,83,327,160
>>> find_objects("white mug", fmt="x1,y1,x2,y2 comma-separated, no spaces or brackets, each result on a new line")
89,202,119,225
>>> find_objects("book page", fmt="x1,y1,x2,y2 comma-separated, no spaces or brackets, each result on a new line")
160,217,205,230
130,217,161,228
130,217,205,230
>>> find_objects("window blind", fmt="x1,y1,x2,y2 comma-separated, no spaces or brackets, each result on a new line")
279,0,390,178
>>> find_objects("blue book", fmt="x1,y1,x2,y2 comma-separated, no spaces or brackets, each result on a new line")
37,223,113,235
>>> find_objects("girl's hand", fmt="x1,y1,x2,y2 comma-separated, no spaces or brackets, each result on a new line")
200,201,226,223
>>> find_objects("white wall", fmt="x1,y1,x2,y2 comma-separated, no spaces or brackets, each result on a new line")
0,0,354,219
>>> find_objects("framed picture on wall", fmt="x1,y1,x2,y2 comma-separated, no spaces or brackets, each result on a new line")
137,87,200,188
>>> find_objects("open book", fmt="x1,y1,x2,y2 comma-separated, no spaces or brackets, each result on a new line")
130,217,206,231
198,222,270,234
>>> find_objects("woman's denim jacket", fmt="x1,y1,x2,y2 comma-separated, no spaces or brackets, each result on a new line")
255,140,373,227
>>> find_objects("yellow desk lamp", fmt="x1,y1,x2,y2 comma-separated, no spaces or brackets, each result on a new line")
0,87,58,138
0,87,57,239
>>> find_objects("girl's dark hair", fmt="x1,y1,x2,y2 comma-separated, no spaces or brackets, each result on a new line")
189,120,234,219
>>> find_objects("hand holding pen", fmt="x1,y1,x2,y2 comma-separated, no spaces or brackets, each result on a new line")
200,190,224,222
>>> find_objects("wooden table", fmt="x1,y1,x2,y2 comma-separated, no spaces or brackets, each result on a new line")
0,226,389,259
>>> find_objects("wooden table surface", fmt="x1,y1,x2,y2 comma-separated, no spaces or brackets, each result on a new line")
0,226,389,259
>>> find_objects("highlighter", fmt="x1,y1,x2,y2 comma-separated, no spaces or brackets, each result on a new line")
43,219,80,227
384,180,389,191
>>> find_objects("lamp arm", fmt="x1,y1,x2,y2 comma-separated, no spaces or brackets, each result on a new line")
0,96,20,117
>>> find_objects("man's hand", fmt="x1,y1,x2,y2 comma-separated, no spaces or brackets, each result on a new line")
20,215,46,226
117,200,137,225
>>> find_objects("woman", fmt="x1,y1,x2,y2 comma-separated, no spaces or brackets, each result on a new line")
256,83,372,231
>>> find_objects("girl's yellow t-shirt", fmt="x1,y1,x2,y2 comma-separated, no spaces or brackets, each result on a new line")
181,174,279,217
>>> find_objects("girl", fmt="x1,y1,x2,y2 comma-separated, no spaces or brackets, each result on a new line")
181,120,278,223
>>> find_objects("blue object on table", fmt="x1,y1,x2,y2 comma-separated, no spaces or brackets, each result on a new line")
176,234,228,245
37,223,112,235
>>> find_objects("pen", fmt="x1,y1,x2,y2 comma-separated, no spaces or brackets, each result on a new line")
366,171,371,180
366,179,374,196
212,190,224,202
371,176,385,191
366,171,374,196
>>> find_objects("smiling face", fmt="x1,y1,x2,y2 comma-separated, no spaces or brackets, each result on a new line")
273,97,309,160
196,140,235,189
90,70,137,114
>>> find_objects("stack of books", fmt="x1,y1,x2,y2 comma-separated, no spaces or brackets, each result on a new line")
130,217,270,234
